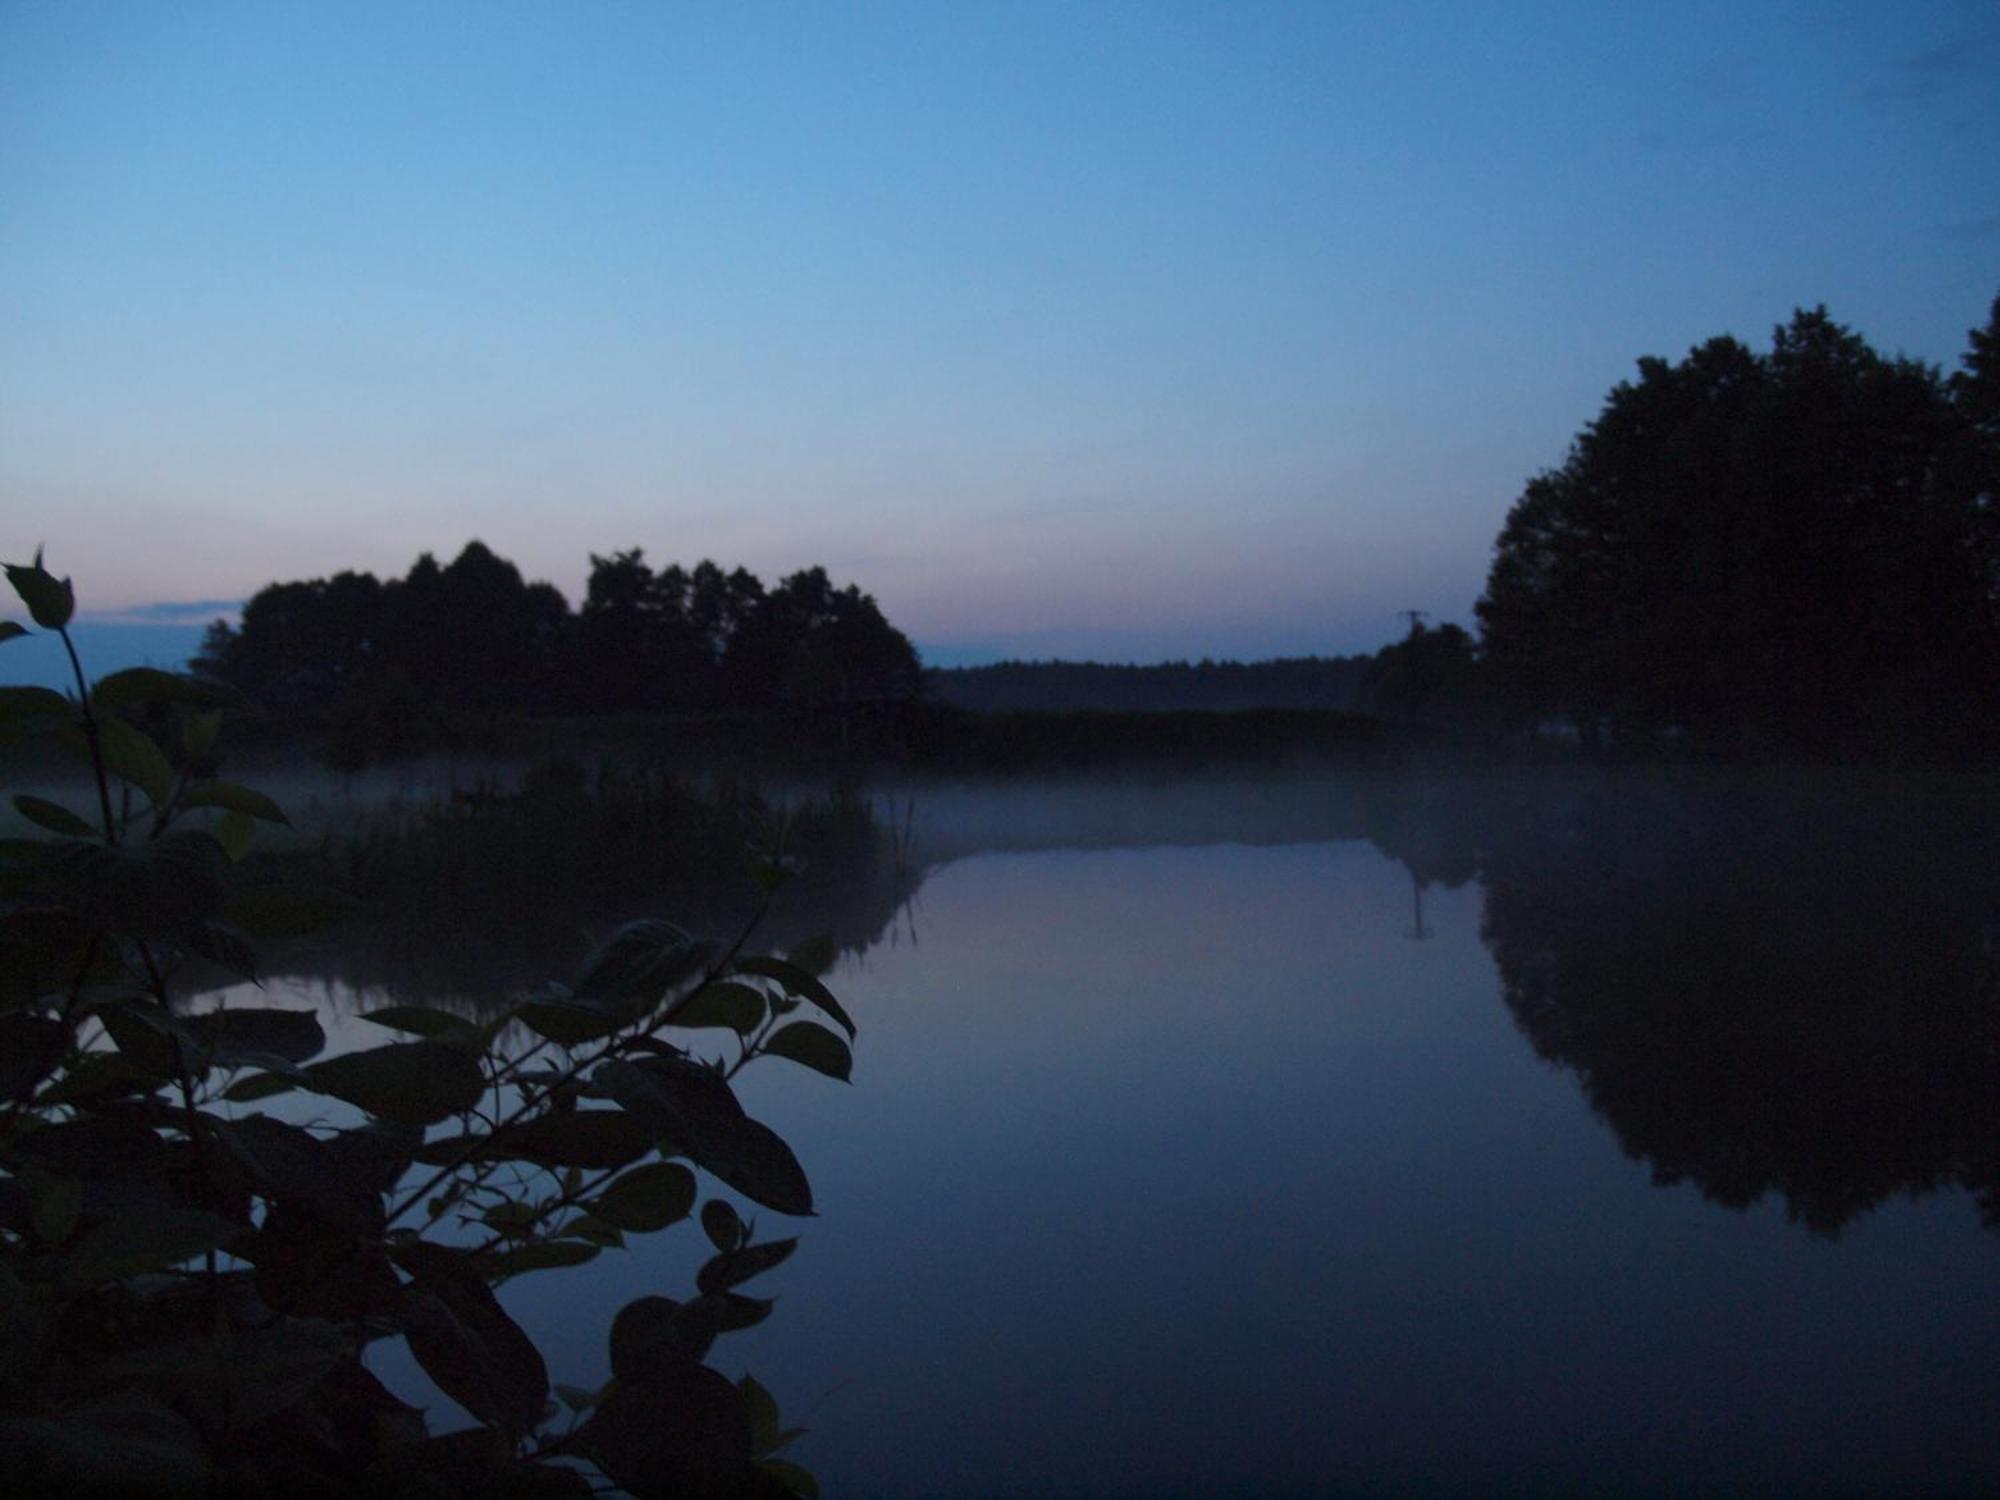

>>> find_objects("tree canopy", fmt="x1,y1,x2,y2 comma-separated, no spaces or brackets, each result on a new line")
1475,297,2000,758
197,543,921,744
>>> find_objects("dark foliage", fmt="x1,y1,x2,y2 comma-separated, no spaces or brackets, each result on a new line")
900,705,1395,771
1476,296,2000,760
199,544,920,761
928,654,1377,714
1,556,842,1496
1475,775,2000,1235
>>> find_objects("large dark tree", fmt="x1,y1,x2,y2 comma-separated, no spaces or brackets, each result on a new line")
719,567,920,719
201,542,572,724
1476,300,2000,758
1365,620,1481,726
200,543,921,739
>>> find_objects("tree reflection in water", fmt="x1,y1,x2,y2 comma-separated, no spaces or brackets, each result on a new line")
213,769,1999,1237
1471,774,2000,1235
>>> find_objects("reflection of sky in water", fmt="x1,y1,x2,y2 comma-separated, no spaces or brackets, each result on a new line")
225,833,2000,1495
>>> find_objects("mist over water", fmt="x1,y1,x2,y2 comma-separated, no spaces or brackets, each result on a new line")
216,769,2000,1496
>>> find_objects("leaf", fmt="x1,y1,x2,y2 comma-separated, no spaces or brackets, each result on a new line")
224,1322,348,1427
180,707,223,762
701,1198,744,1253
0,1390,209,1494
394,1242,550,1439
593,1056,814,1215
740,1374,782,1454
757,1458,821,1497
0,905,88,1010
760,1021,853,1082
414,1110,654,1171
706,1290,774,1333
555,1383,603,1414
321,1117,424,1197
250,1202,402,1319
178,778,289,825
305,1040,485,1125
186,1006,324,1067
207,1114,383,1231
574,919,713,1011
0,684,73,741
589,1161,696,1233
33,1050,156,1106
732,955,857,1039
7,1113,165,1179
608,1293,773,1370
62,1208,240,1287
697,1238,798,1296
0,620,25,644
90,667,245,712
24,1170,83,1244
363,1005,482,1045
669,980,766,1034
564,1213,626,1248
67,833,228,937
480,1201,542,1238
223,1071,298,1102
786,933,838,978
580,1364,755,1498
212,809,256,863
183,919,259,980
12,794,97,838
88,715,177,809
98,1001,193,1079
607,1295,701,1379
0,1013,67,1101
482,1240,602,1279
4,548,75,630
518,994,625,1046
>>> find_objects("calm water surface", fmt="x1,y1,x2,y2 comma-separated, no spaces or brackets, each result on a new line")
236,772,2000,1496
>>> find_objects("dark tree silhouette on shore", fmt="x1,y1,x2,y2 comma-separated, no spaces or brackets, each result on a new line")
1476,297,2000,758
198,544,922,749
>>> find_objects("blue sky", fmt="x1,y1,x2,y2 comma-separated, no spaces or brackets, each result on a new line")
3,0,1996,677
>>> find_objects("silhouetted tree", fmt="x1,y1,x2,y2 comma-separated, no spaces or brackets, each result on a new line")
204,544,922,739
573,549,687,711
720,567,920,721
1477,299,2000,758
201,570,386,712
1365,620,1481,725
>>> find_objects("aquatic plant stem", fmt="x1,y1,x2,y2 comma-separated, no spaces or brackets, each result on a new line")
59,625,120,845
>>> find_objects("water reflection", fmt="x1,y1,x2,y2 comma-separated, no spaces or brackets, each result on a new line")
1473,774,2000,1235
228,768,2000,1240
201,769,1998,1493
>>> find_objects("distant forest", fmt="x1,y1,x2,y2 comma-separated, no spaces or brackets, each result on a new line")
196,538,1469,757
1476,296,1999,760
927,630,1475,720
193,292,1999,766
195,546,922,757
928,656,1373,713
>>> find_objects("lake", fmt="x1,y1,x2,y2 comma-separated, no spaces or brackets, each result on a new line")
216,769,2000,1496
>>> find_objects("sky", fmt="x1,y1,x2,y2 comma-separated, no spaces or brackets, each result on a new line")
3,0,1997,680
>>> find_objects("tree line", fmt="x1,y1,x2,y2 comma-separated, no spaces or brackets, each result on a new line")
193,292,1999,765
927,655,1377,714
1475,294,2000,759
195,545,920,751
